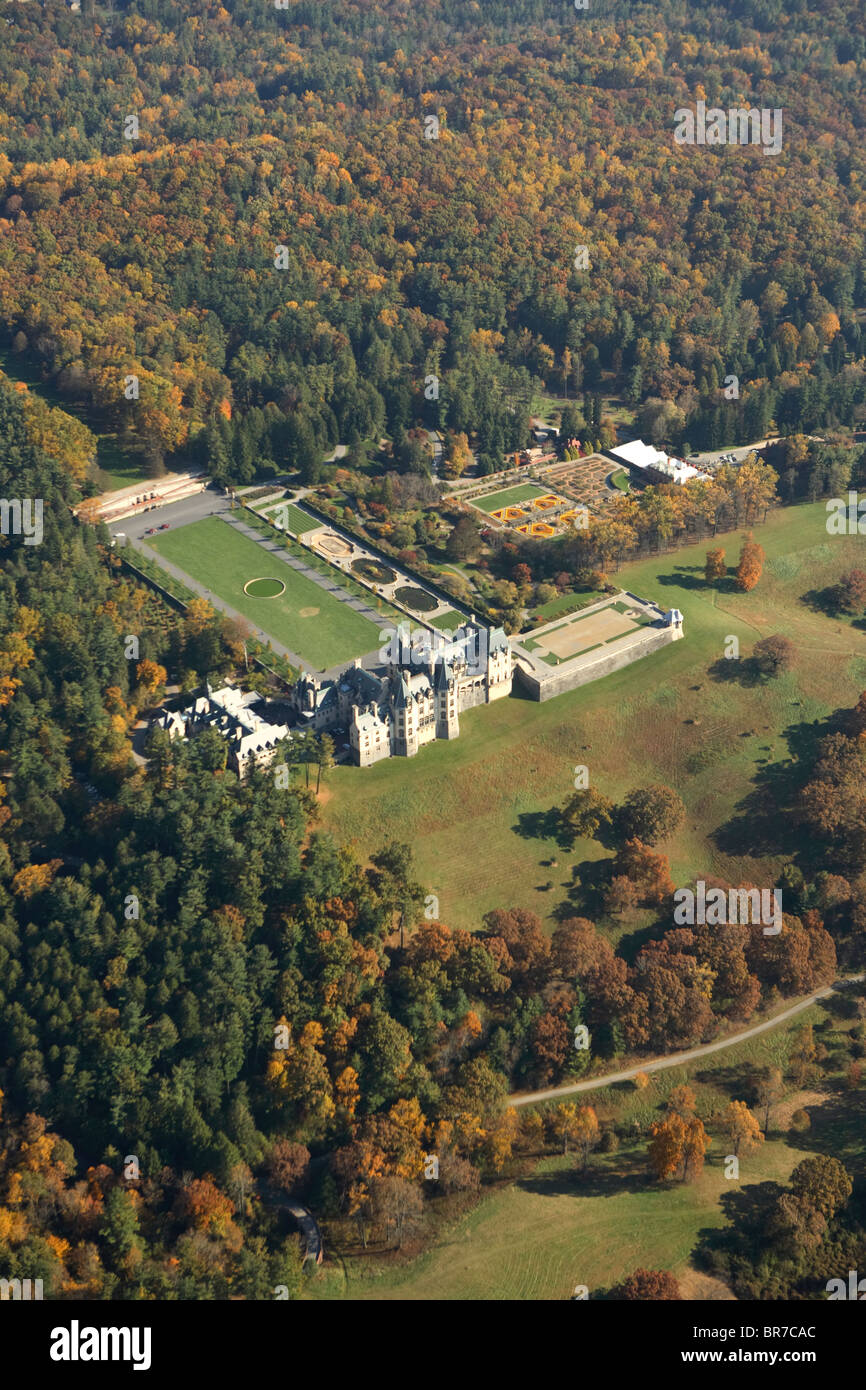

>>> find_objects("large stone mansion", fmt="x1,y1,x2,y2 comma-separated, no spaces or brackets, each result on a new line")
149,601,684,773
291,625,512,766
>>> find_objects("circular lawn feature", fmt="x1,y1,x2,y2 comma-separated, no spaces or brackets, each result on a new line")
351,557,397,585
243,576,287,598
394,585,439,612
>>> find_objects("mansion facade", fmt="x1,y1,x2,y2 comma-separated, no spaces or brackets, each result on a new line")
291,625,513,766
152,684,289,777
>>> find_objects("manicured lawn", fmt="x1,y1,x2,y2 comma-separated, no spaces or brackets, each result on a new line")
611,468,631,491
471,483,549,513
527,589,605,623
92,430,155,493
149,516,385,669
246,577,286,597
431,610,466,630
321,502,866,929
262,500,320,534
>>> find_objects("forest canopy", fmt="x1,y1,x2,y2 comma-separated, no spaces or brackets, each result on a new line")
0,0,864,477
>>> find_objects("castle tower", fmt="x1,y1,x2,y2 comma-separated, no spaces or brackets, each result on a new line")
434,658,459,739
485,626,513,701
393,673,418,757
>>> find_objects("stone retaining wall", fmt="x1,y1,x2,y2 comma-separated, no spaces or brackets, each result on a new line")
514,624,680,702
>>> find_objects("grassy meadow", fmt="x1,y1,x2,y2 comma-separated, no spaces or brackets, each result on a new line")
320,502,866,930
329,1138,806,1301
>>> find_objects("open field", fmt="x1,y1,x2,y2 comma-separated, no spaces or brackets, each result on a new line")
329,1136,809,1301
470,482,549,513
321,502,866,930
150,516,386,669
527,393,636,433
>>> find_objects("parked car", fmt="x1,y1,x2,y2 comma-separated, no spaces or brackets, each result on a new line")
145,527,156,535
158,523,170,530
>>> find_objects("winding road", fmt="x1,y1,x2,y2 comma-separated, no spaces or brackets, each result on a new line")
507,975,864,1108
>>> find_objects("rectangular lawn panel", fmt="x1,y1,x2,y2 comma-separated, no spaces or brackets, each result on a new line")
471,483,549,513
530,589,605,622
260,501,320,534
431,609,466,630
149,516,384,669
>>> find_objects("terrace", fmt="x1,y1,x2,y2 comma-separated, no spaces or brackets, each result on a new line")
512,590,680,700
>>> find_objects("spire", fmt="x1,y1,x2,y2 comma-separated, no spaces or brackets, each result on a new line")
394,673,410,708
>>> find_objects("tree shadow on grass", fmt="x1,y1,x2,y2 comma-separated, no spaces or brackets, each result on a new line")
712,712,838,862
707,655,765,687
690,1064,764,1100
517,1150,651,1200
693,1179,785,1268
613,923,664,966
800,586,844,619
656,569,708,592
657,567,740,595
712,761,802,859
513,805,619,856
551,856,615,921
780,1090,866,1180
513,807,571,848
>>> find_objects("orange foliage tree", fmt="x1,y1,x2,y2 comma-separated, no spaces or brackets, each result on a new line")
736,533,765,591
